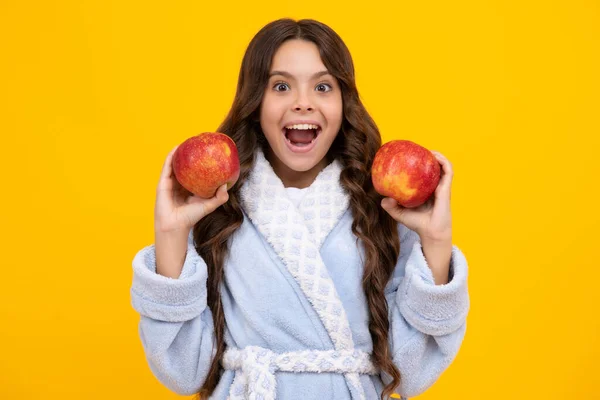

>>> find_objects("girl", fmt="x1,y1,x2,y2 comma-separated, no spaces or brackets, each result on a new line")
131,18,469,400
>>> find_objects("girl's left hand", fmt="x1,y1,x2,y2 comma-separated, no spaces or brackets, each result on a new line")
380,151,453,243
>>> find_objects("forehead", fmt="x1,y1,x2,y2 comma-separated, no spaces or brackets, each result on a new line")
270,39,327,75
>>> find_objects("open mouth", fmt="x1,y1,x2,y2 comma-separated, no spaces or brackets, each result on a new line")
282,123,322,147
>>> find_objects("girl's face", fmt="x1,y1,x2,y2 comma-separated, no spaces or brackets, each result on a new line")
260,39,343,187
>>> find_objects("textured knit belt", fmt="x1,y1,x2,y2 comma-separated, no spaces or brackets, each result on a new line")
221,345,383,400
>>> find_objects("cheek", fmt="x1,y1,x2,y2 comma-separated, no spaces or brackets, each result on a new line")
260,95,286,122
322,98,343,125
259,99,283,139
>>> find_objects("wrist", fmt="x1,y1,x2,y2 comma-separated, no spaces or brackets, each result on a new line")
420,233,452,248
155,226,192,245
154,221,193,236
154,228,191,279
420,237,452,285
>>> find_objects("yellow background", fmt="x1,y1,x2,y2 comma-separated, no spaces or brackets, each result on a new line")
1,0,598,399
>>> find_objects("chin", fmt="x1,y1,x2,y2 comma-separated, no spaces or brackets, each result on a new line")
280,155,320,172
275,145,325,172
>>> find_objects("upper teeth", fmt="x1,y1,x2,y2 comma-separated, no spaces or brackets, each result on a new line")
285,124,320,130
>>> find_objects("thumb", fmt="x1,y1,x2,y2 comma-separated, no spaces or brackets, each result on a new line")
185,184,230,222
381,197,411,224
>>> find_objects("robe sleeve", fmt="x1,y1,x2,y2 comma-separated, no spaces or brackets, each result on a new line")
130,233,216,395
383,225,470,397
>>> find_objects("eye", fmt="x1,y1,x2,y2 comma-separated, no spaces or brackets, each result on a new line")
273,82,290,92
316,83,333,92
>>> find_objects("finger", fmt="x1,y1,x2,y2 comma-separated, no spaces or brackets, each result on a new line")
431,151,453,178
202,185,230,214
186,184,229,218
381,197,410,223
157,146,179,192
210,184,230,205
381,197,398,210
430,151,453,195
160,145,179,181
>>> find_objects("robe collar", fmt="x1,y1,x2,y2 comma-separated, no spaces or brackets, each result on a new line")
239,149,355,351
239,149,369,397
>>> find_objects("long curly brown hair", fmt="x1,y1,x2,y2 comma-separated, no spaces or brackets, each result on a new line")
193,18,402,400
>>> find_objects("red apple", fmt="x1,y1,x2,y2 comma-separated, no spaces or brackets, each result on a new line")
172,132,240,199
371,140,440,208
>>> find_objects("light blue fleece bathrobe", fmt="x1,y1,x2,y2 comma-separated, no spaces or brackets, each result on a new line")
130,149,470,399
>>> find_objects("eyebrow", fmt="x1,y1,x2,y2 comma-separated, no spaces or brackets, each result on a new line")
269,70,331,79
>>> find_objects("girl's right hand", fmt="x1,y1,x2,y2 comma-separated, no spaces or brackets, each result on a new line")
154,145,230,234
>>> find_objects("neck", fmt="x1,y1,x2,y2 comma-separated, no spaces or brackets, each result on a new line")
265,149,329,189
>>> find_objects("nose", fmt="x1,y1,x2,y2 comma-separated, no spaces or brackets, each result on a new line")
292,89,314,112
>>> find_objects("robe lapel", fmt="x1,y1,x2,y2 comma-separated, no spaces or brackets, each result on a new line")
239,150,369,399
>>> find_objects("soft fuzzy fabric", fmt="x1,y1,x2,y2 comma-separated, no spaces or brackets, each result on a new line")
236,150,368,399
222,346,378,400
130,149,470,399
